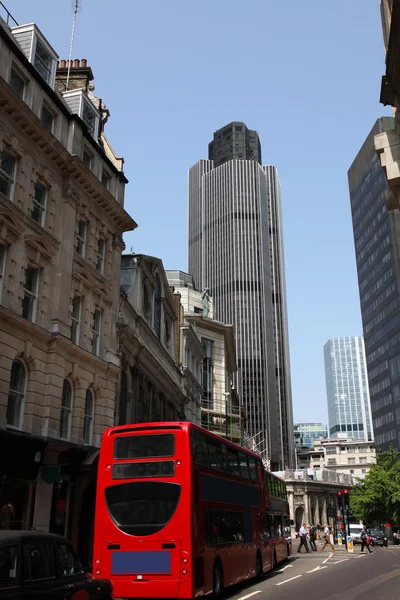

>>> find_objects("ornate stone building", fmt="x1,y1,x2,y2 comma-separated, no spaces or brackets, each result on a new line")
276,469,353,536
117,254,187,426
0,13,135,545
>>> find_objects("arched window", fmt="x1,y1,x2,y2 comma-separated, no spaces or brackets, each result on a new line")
83,389,94,445
118,371,128,426
6,360,26,428
153,276,161,339
60,380,73,440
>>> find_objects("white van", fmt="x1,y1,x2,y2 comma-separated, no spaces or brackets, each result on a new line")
349,523,364,544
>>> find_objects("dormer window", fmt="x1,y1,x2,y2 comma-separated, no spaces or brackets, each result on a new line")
34,38,53,84
62,90,100,141
11,24,58,89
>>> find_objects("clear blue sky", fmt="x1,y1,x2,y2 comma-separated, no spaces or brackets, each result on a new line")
10,0,392,424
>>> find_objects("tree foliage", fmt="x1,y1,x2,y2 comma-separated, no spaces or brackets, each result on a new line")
350,447,400,525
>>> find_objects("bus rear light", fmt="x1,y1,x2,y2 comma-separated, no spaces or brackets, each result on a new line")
106,464,111,470
182,557,188,564
95,558,101,565
96,569,101,575
177,460,181,465
182,569,187,575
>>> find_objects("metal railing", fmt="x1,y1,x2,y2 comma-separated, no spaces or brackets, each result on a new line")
0,2,19,27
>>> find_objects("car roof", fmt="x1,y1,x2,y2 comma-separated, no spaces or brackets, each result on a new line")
0,531,68,545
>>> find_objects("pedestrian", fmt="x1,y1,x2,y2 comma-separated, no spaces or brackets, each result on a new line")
320,523,335,552
309,524,317,551
297,522,310,553
360,525,373,554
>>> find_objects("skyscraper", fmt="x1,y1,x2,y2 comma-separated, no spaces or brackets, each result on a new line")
188,121,294,469
323,337,373,441
349,117,400,451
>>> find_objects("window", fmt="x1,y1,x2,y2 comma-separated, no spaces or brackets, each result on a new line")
0,544,18,583
32,181,47,225
326,446,337,455
359,457,368,463
205,508,244,546
115,434,175,459
76,220,86,257
40,103,54,131
0,244,6,302
82,147,93,169
101,169,110,189
83,389,94,445
22,265,39,322
153,277,161,338
55,543,81,577
96,238,105,273
23,542,54,580
0,150,16,199
60,380,72,440
6,360,26,429
92,309,101,356
347,457,356,464
327,458,337,465
70,296,81,343
34,38,53,83
82,101,96,136
10,68,25,98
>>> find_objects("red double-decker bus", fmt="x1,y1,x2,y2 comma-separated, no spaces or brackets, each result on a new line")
93,422,290,599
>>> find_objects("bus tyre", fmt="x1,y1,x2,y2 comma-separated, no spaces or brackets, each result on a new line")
213,562,223,598
256,551,263,578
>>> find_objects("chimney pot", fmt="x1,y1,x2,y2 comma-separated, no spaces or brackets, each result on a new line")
68,60,73,68
74,59,80,68
81,58,87,67
60,59,66,68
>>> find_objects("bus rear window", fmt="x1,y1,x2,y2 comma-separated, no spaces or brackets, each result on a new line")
105,481,181,536
114,434,175,459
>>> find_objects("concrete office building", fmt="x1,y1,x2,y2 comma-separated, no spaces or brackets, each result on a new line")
323,337,373,442
349,118,400,450
188,121,294,470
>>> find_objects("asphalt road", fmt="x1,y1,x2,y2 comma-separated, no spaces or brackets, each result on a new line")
224,545,400,600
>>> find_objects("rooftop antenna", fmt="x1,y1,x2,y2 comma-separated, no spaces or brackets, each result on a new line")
66,0,82,91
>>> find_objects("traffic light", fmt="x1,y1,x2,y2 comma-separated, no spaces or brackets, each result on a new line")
337,490,343,510
343,489,350,508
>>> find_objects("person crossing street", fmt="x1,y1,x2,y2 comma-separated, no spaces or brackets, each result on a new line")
297,522,310,553
320,524,335,552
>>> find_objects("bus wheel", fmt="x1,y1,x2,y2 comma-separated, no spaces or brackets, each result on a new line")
256,551,263,578
213,561,223,598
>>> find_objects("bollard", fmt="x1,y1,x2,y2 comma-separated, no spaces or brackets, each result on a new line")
347,535,354,553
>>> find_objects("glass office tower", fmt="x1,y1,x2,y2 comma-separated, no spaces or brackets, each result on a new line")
323,336,373,441
188,122,295,469
348,117,400,450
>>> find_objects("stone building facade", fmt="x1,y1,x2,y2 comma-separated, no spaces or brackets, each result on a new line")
117,254,187,427
0,15,135,547
276,469,353,536
166,270,241,443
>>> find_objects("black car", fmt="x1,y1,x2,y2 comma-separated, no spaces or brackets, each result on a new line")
367,528,387,547
0,530,113,599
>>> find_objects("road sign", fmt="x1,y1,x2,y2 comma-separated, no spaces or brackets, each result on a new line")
348,536,354,553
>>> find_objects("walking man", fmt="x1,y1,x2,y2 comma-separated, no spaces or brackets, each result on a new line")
360,526,372,554
320,524,335,552
297,522,310,553
309,524,317,551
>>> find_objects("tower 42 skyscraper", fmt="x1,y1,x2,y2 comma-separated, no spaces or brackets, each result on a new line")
188,122,294,469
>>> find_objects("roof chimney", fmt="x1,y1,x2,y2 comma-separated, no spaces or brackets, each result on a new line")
55,58,94,93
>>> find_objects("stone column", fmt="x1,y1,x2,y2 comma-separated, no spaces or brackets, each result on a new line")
322,496,328,525
304,489,311,525
314,495,320,526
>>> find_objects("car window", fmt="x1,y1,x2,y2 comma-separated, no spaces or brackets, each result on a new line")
55,543,82,577
0,545,18,584
23,542,54,581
